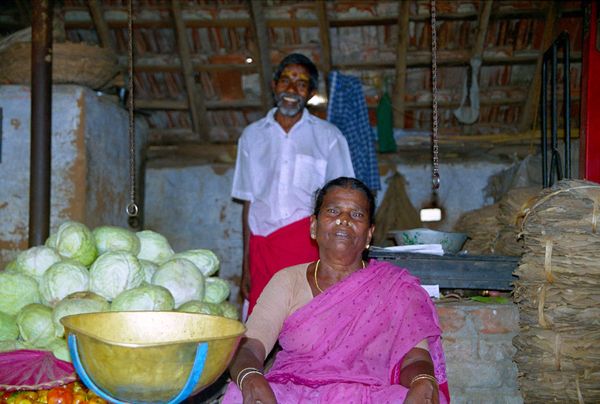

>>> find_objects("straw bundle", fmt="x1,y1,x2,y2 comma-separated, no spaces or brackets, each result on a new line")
373,173,421,246
453,203,500,255
0,42,119,90
512,179,600,402
494,186,539,256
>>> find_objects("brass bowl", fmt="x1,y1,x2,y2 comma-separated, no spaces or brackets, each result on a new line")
61,311,245,403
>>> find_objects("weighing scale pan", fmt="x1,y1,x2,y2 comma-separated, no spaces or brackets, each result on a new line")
61,311,245,404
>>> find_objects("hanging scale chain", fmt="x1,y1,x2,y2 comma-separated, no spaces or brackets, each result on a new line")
431,0,440,190
126,0,139,227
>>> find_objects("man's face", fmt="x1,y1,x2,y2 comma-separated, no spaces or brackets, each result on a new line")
273,64,314,117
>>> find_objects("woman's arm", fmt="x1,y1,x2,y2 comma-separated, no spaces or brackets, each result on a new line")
400,345,440,404
229,337,277,404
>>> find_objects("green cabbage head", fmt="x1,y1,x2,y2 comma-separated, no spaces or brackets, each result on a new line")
0,272,41,315
152,258,205,308
0,340,27,352
53,291,110,337
136,230,174,264
203,277,230,304
15,246,62,280
40,260,90,306
16,303,56,348
45,232,58,249
44,337,71,363
55,221,98,266
89,251,143,301
171,249,219,277
3,260,18,273
0,312,19,341
219,301,240,320
111,284,175,312
139,259,158,284
93,225,141,255
177,300,223,316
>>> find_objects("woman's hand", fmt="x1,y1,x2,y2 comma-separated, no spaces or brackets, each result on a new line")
241,373,277,404
403,378,439,404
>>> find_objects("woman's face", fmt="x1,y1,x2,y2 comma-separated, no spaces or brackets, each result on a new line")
311,186,374,258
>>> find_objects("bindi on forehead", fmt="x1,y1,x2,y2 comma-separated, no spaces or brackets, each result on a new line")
280,70,309,82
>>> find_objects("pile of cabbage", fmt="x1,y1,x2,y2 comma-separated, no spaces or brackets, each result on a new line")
0,221,239,362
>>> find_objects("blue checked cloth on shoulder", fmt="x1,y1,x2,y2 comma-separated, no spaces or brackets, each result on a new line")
327,71,381,190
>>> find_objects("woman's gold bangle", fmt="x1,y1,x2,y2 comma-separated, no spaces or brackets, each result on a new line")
238,370,263,391
409,373,438,389
236,367,262,388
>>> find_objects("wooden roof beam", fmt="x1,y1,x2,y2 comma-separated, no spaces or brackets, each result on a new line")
249,0,273,114
392,0,410,129
87,0,113,49
316,0,332,85
170,0,208,140
518,1,559,132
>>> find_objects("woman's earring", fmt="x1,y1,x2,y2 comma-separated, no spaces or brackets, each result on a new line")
365,243,370,249
311,233,316,239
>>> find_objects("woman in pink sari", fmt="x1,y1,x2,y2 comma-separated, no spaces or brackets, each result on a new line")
223,177,449,403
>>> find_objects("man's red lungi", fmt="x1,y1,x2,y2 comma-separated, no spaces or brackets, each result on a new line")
248,217,319,313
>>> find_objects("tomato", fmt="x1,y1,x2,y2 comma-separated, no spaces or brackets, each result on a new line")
1,391,14,404
86,397,106,404
47,388,73,404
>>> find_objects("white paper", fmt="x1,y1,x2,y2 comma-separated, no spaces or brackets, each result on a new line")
421,284,440,299
370,244,445,256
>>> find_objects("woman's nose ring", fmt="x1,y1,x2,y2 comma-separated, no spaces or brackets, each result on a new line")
335,219,349,226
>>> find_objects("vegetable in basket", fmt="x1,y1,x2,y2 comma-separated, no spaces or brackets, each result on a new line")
89,252,143,301
54,221,97,267
136,230,174,264
40,261,89,307
111,284,175,312
93,226,140,255
151,258,205,307
0,273,41,316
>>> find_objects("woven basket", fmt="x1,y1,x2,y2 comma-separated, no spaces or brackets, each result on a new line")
0,41,119,90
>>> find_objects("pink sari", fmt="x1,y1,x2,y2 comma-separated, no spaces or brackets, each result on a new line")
223,260,449,403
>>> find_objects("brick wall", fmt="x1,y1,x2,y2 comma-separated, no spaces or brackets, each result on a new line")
437,300,523,404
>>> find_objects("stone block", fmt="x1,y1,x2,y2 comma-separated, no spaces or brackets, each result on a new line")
446,362,504,389
437,303,468,333
470,304,519,334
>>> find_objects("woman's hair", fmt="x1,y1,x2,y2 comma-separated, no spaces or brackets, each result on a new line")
313,177,376,225
273,53,319,92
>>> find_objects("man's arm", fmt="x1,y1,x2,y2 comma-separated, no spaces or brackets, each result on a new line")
241,200,251,300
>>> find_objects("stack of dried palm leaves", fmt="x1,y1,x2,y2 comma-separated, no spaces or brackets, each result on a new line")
454,203,500,255
494,187,540,256
512,179,600,402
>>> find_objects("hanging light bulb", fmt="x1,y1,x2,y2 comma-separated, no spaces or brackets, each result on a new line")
420,190,444,223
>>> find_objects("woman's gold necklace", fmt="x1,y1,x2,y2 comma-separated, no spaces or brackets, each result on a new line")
314,259,365,293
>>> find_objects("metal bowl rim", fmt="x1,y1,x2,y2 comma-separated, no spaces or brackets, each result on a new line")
61,311,246,348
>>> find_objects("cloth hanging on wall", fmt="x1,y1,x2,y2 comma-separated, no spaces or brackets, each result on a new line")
327,71,381,191
376,92,397,153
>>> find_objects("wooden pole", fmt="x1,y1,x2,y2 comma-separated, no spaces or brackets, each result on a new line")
249,0,273,113
171,0,209,139
392,0,411,128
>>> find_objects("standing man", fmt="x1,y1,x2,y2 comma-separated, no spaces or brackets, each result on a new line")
232,53,355,312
